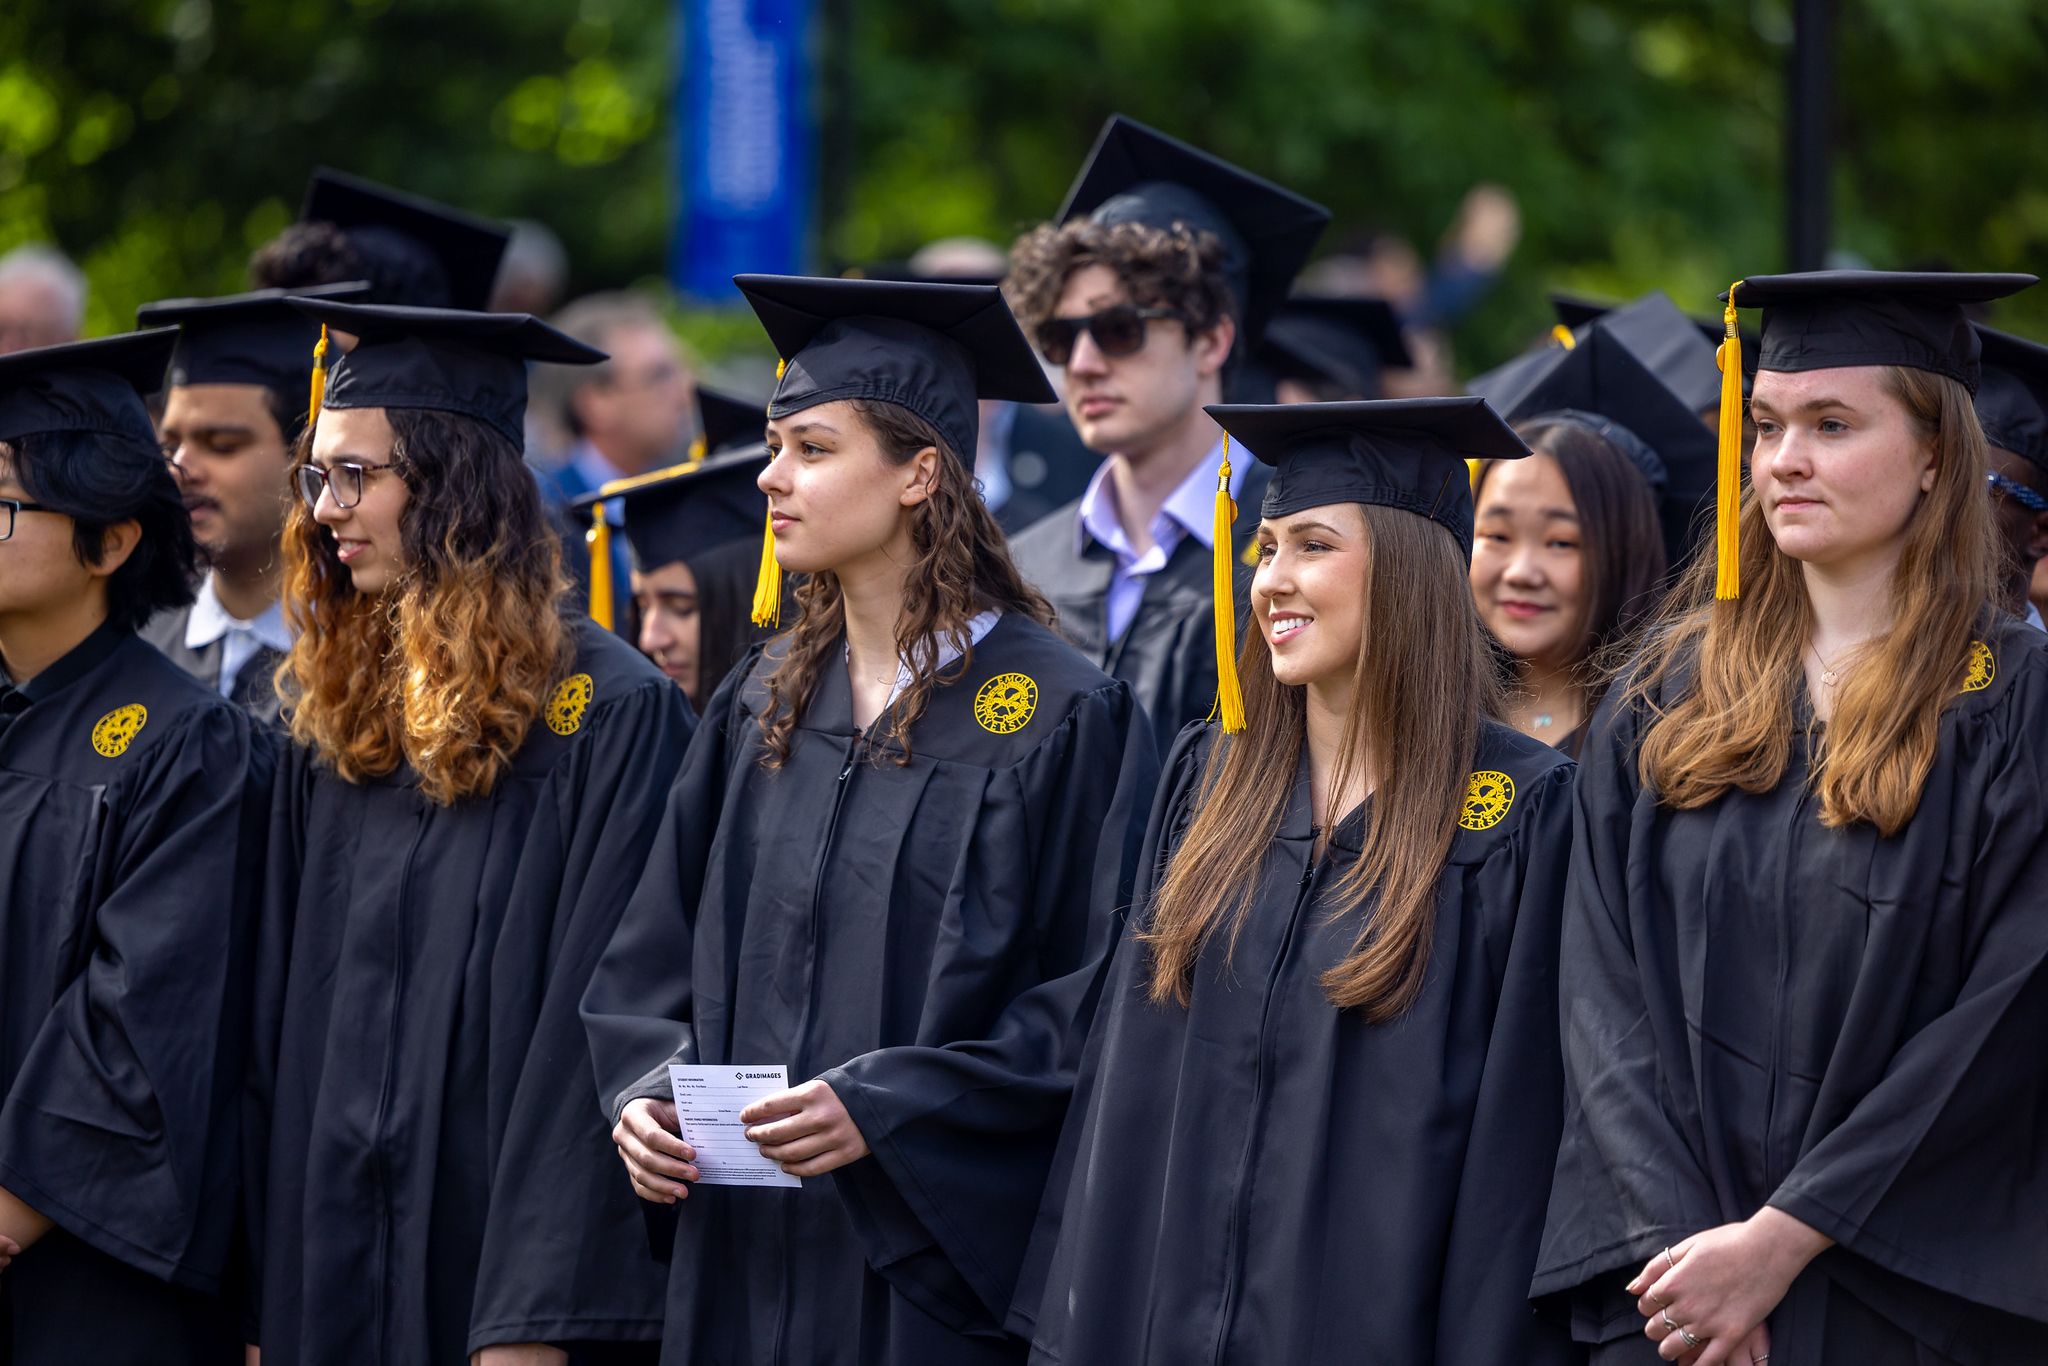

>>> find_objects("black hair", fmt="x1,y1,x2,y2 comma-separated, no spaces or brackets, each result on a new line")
3,429,199,630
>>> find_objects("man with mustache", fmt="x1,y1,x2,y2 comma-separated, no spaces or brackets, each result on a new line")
137,283,365,720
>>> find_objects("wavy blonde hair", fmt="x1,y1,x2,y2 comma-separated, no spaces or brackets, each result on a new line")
275,408,574,805
1631,366,1995,835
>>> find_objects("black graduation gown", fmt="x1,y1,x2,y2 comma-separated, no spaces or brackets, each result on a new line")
139,603,284,726
249,620,693,1366
0,625,270,1365
1007,462,1271,758
1535,618,2048,1363
1015,720,1583,1366
582,613,1157,1366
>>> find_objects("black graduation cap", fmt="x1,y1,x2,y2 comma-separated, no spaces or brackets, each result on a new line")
843,262,1005,290
1548,291,1728,412
1257,295,1412,399
569,445,768,572
1205,397,1531,550
0,329,178,449
694,383,767,459
302,168,513,311
1467,315,1717,562
735,273,1055,466
1057,115,1331,346
137,281,370,398
288,299,607,446
1725,270,2038,394
1974,325,2048,471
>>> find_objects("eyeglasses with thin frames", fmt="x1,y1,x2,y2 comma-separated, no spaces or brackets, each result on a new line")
296,460,400,511
0,498,59,542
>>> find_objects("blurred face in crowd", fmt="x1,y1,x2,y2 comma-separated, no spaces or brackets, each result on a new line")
758,399,932,577
1049,263,1232,463
0,276,78,354
160,383,293,568
632,558,700,698
575,322,695,475
307,405,411,596
1470,454,1586,672
1985,443,2048,612
1252,500,1369,689
1749,366,1934,575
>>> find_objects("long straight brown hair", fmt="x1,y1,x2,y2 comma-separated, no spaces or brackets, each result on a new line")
1631,366,1995,834
1142,505,1503,1020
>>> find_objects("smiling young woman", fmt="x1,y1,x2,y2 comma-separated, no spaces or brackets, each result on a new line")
582,275,1157,1366
1536,271,2048,1366
1014,398,1581,1366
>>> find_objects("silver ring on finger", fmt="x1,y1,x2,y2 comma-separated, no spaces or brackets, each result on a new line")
1678,1326,1704,1349
1664,1245,1679,1271
1660,1310,1680,1333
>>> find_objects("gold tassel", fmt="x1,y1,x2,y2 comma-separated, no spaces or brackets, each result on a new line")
750,504,781,628
750,360,786,628
1466,458,1481,492
587,504,614,630
307,324,329,428
1714,281,1745,600
1550,322,1578,350
1212,433,1245,733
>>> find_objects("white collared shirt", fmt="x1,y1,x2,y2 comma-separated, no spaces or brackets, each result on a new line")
1075,438,1249,641
185,573,291,698
848,610,1003,711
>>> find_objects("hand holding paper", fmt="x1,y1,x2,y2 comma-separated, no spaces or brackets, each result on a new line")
741,1077,871,1178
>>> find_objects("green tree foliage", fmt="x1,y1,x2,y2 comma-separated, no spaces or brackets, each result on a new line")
2,0,2044,369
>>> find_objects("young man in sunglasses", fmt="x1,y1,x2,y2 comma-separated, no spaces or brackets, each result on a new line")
136,283,366,721
1974,324,2048,626
0,330,272,1363
1005,116,1328,754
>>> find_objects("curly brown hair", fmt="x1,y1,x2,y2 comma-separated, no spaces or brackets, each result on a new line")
756,399,1053,767
274,407,576,805
1004,217,1236,340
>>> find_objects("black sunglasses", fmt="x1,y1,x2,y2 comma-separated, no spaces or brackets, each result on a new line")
1033,305,1183,367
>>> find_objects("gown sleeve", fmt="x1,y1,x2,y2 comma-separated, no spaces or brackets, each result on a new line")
1533,693,1724,1343
0,703,272,1293
1764,663,2048,1326
467,676,695,1353
580,656,750,1125
822,685,1160,1336
1431,761,1585,1365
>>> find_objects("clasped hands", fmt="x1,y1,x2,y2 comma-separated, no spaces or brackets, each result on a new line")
1626,1207,1832,1364
612,1077,870,1204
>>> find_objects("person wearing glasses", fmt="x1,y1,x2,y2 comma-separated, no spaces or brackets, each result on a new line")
0,330,271,1363
583,275,1156,1366
134,282,366,720
1537,272,2048,1364
1972,324,2048,626
1005,116,1330,756
249,301,694,1366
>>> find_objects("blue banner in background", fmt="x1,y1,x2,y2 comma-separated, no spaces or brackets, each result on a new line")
674,0,812,301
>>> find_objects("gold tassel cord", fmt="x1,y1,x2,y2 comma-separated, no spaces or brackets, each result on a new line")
586,505,614,630
307,324,329,428
1550,323,1578,350
750,360,787,628
1212,433,1246,733
1714,281,1745,601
